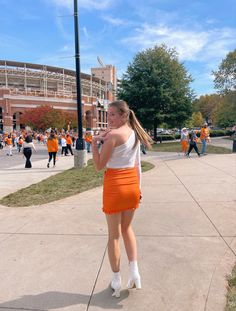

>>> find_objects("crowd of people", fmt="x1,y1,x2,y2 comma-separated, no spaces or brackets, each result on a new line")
0,122,211,170
180,123,211,157
0,130,89,168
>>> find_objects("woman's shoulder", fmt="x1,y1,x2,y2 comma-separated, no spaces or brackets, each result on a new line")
108,127,134,147
108,128,132,139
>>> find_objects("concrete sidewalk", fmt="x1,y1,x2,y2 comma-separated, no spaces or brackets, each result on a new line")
0,153,235,311
0,155,76,198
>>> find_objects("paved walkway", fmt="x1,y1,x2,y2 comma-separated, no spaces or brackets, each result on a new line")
0,151,235,311
209,136,233,150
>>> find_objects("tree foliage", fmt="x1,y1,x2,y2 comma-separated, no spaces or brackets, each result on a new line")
117,45,194,137
193,94,222,124
193,91,236,127
213,49,236,93
212,92,236,128
191,111,204,127
20,106,78,131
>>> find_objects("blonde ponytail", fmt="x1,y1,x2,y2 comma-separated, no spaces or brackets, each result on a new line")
129,110,153,149
108,100,153,149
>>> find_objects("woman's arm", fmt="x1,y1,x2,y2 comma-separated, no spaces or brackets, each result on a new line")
92,131,115,171
32,142,36,152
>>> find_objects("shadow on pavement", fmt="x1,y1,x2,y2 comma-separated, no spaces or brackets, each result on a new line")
0,288,130,310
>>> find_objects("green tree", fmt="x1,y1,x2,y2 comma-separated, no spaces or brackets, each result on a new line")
191,111,204,127
213,49,236,93
213,92,236,128
117,45,194,139
193,94,222,124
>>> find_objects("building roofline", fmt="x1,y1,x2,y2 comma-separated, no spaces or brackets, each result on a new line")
0,60,105,84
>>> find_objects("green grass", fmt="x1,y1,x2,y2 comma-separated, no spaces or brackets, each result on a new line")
225,264,236,311
0,160,154,207
152,141,232,154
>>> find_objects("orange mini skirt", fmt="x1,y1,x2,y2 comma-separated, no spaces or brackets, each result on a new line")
103,167,140,214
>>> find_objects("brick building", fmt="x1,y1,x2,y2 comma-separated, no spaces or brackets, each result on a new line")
0,60,116,133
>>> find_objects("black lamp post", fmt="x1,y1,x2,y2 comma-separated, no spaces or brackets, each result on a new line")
74,0,85,151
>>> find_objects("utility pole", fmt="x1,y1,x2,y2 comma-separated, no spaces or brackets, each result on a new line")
73,0,87,167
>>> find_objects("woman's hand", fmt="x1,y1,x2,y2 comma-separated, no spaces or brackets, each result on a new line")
92,129,111,144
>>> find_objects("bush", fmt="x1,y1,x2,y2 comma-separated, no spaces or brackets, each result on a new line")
155,135,175,142
210,130,231,137
174,133,181,139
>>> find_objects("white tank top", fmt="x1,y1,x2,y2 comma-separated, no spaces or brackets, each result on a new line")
106,130,140,169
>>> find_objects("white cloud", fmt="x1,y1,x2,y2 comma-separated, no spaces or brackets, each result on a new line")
82,26,89,38
48,0,113,10
102,15,128,26
121,23,236,63
60,45,71,52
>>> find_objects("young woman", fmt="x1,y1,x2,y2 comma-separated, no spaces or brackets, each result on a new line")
92,100,152,298
23,135,36,168
47,131,59,168
186,130,200,157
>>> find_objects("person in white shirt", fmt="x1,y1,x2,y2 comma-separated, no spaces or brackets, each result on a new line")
23,135,36,168
92,100,152,298
60,135,68,156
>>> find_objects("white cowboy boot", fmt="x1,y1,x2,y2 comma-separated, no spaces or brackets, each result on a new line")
127,261,141,289
111,271,121,298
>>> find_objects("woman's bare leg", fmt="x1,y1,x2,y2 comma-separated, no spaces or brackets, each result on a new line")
121,209,141,289
106,213,122,272
121,209,137,261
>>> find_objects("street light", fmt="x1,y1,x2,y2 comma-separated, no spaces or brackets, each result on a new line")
73,0,87,167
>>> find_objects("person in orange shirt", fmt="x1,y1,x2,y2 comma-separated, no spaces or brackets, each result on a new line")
17,136,24,153
6,134,13,156
11,132,16,147
200,123,210,155
47,131,59,168
84,131,93,153
66,134,73,155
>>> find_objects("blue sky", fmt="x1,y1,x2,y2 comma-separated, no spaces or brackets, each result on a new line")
0,0,235,96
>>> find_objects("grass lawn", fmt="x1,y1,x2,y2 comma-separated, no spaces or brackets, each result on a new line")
225,265,236,311
0,160,154,207
152,141,232,153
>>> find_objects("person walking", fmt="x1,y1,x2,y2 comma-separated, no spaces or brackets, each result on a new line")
23,135,36,168
92,100,152,298
84,131,92,153
180,127,189,155
186,130,200,157
47,131,59,168
17,136,24,153
0,135,3,149
5,134,13,156
140,143,147,154
200,122,210,155
61,135,68,156
66,134,73,155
